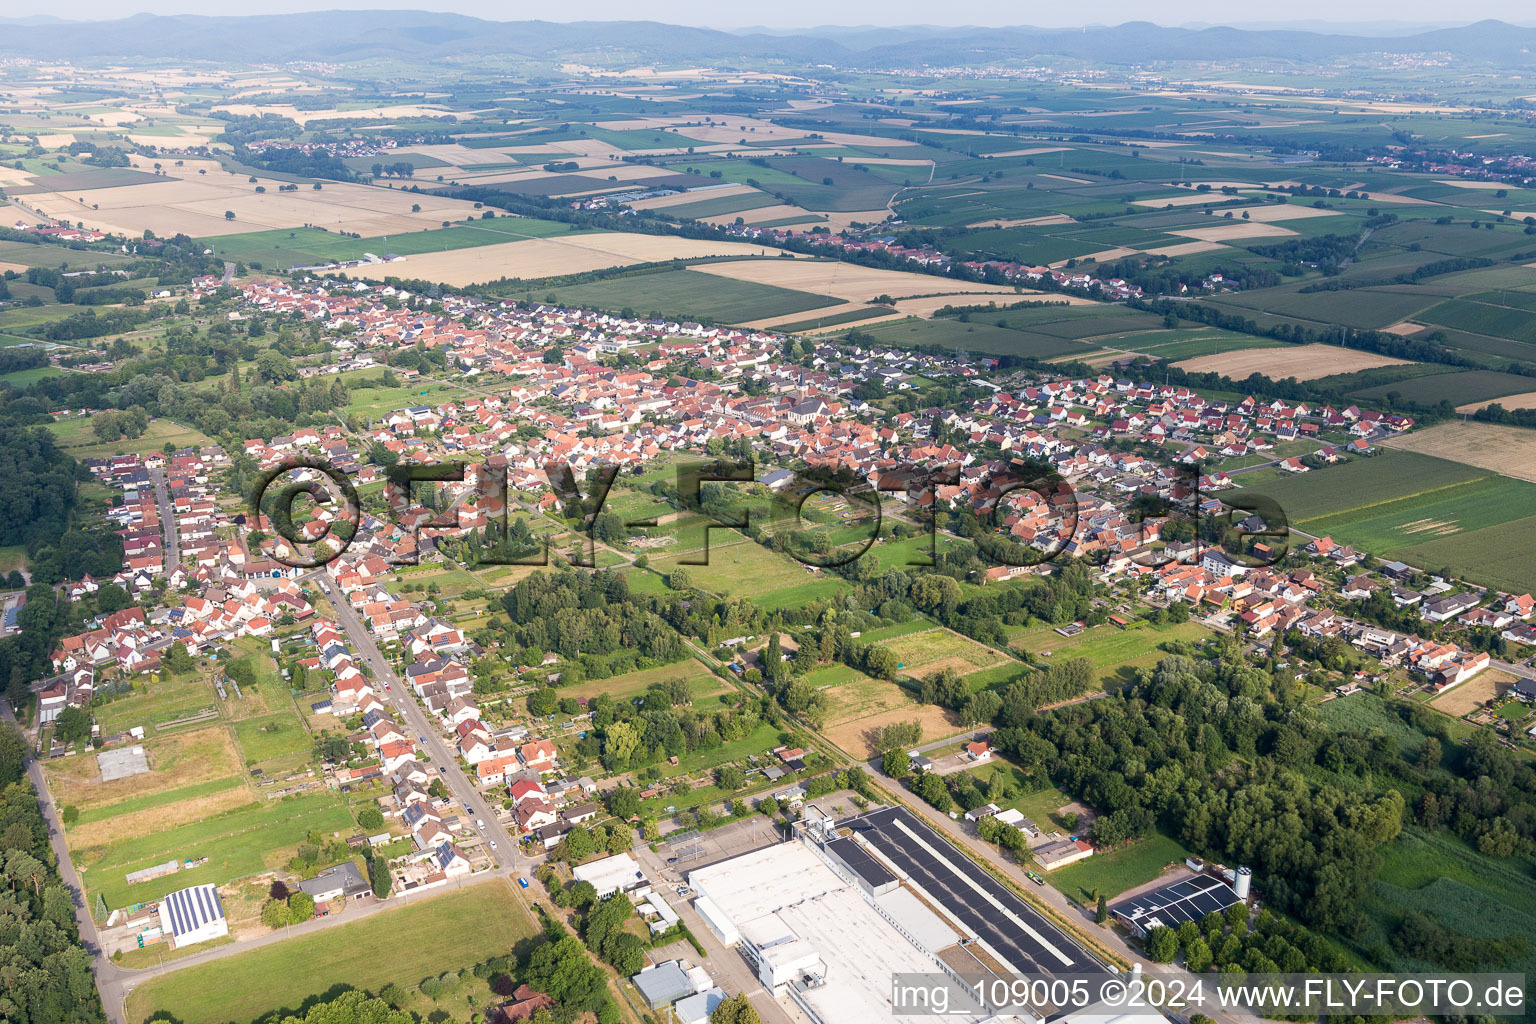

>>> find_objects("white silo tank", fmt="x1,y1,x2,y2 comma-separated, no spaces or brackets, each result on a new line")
1235,866,1252,899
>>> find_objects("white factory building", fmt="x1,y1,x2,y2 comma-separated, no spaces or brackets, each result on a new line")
157,884,229,948
687,835,1019,1024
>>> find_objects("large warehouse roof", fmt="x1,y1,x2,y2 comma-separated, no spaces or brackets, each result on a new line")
160,884,226,938
1110,875,1240,936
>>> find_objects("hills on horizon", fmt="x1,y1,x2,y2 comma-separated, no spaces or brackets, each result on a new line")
2,11,1535,66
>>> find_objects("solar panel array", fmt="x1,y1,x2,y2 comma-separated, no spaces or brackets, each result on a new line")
1110,874,1239,932
161,884,225,937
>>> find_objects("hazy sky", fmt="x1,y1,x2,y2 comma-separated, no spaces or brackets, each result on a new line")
3,0,1531,30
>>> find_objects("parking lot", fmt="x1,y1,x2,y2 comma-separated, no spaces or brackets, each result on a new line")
659,814,783,874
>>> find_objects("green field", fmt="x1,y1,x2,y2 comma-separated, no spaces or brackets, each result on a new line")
79,791,354,909
231,710,312,765
1390,514,1536,594
1299,473,1536,560
198,216,580,268
1349,369,1536,407
538,266,842,324
852,317,1092,361
1011,620,1213,688
1238,449,1486,524
124,880,539,1024
650,534,850,608
1048,833,1192,902
47,417,217,460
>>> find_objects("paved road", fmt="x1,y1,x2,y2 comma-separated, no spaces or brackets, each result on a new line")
305,570,523,874
147,466,179,571
1,701,121,1023
221,261,236,286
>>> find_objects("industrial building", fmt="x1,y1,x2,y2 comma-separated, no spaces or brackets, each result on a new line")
687,810,1048,1024
1109,874,1244,938
842,806,1090,976
157,883,229,949
571,852,646,898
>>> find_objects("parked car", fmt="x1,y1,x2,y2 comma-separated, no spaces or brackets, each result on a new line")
518,877,530,889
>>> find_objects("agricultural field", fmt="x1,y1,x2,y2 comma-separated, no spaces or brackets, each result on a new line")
821,669,962,760
879,627,1013,682
47,417,218,460
535,265,841,323
1009,620,1214,689
1238,449,1487,523
556,658,726,703
850,316,1096,360
353,233,785,288
198,214,579,268
1349,369,1536,407
1173,343,1411,381
124,880,539,1024
1380,421,1536,484
648,534,850,610
18,165,487,239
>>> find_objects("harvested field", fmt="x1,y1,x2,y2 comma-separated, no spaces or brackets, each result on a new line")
1057,246,1138,266
1170,222,1298,242
1173,342,1410,380
688,258,1027,303
1132,192,1264,208
354,233,785,286
43,726,241,811
965,213,1075,229
626,185,755,210
1380,421,1536,484
1456,391,1536,413
66,784,256,849
1383,321,1426,336
1430,670,1512,717
1141,240,1226,257
1231,203,1344,223
821,674,962,761
20,173,484,238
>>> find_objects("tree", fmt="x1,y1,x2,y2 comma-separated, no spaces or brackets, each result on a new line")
603,931,646,975
882,748,911,778
564,825,595,861
607,787,641,819
261,898,291,929
61,804,79,825
224,210,235,220
287,891,316,920
269,879,290,901
379,983,407,1008
358,806,384,830
163,641,195,674
711,994,762,1024
1144,925,1179,963
53,706,92,746
1096,893,1109,924
716,764,746,790
370,855,392,898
